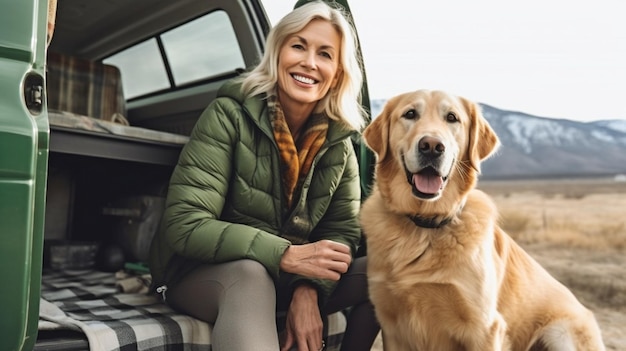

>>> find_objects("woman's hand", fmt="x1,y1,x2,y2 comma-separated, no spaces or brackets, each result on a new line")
279,240,351,280
280,284,324,351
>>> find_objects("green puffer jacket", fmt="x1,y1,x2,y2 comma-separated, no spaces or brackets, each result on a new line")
149,80,362,304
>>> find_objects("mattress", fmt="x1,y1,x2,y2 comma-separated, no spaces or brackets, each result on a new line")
49,110,189,146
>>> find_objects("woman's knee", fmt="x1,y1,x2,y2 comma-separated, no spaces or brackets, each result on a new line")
222,259,274,289
167,260,274,321
228,259,268,274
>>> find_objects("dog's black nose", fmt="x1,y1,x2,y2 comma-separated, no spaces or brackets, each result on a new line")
418,136,445,158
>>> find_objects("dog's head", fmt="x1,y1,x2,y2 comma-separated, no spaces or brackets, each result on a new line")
363,90,499,205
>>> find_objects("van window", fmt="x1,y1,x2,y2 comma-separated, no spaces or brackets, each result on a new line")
104,39,170,99
104,10,245,99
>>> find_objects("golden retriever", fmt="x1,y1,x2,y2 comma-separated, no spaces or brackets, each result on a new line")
360,90,606,351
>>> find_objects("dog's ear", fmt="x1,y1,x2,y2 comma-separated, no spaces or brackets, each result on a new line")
463,97,500,172
362,107,389,161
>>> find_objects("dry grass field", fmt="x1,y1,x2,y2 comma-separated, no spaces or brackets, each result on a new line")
370,177,626,350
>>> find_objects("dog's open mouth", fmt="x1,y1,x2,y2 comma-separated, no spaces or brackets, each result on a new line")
406,166,448,199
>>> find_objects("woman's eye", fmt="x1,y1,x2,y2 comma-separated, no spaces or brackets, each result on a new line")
402,109,418,120
446,112,458,122
292,44,304,50
320,51,332,59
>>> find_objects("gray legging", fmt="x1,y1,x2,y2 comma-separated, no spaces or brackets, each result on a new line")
166,256,379,351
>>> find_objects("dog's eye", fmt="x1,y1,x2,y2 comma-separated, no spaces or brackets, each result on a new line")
446,112,458,123
402,109,418,120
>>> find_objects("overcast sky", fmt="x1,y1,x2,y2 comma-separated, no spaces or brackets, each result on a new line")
262,0,626,122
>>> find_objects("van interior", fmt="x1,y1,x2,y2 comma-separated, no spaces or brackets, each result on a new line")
37,0,353,349
44,0,263,256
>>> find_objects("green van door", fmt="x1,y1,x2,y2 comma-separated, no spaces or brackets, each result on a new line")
0,1,49,350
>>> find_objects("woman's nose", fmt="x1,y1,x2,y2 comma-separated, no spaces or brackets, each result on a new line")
300,51,316,69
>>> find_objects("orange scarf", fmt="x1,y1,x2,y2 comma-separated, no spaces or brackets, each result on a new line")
269,96,328,209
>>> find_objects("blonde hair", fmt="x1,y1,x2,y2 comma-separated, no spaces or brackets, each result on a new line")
239,1,366,131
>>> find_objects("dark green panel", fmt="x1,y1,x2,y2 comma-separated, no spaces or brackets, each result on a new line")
293,0,375,198
0,0,49,350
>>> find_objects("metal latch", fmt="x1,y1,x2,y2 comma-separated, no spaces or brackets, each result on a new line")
24,73,44,115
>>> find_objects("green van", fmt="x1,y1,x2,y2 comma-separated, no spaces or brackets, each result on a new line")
0,0,372,350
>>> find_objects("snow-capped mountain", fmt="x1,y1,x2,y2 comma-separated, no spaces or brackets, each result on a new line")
368,99,626,179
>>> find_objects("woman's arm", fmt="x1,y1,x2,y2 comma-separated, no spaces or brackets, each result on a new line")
162,98,291,278
286,141,362,302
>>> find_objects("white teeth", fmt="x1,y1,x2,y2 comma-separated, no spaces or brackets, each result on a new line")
292,74,315,84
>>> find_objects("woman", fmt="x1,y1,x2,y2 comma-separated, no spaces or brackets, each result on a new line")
149,2,379,350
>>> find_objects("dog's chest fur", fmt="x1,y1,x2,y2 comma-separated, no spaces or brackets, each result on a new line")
362,188,498,274
362,189,504,348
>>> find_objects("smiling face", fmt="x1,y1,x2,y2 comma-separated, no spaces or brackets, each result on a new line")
393,91,466,200
364,90,499,209
276,19,342,113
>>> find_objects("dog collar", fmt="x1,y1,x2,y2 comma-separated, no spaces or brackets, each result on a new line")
408,214,453,229
408,202,463,229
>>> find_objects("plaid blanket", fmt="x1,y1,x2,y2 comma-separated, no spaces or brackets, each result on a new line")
39,269,345,351
47,52,127,123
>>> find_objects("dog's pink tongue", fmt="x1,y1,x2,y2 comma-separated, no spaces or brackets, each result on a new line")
413,174,443,194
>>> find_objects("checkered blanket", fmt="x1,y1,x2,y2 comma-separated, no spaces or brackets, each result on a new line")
39,269,345,351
